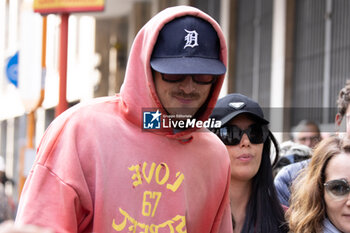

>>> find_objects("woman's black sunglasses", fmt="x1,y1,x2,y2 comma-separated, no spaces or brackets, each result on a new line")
324,178,350,200
213,124,269,146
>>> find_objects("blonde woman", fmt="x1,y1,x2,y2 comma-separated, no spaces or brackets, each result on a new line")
287,136,350,233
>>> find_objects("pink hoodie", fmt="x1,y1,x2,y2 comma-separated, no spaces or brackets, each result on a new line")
16,6,232,233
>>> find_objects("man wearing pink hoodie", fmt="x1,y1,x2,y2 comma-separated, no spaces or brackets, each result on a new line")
15,6,232,233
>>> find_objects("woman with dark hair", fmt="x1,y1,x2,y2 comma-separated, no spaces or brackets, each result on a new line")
210,93,288,233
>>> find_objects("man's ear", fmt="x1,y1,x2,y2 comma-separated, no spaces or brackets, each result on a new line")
335,113,343,127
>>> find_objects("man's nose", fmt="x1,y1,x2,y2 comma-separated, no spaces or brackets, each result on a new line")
179,76,196,93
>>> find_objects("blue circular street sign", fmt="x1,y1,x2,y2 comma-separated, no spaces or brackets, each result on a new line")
6,52,19,87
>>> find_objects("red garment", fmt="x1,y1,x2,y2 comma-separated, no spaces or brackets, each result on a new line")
15,6,232,233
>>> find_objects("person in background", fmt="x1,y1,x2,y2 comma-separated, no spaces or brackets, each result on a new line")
15,6,232,233
274,159,310,207
292,120,322,149
272,141,312,206
275,80,350,207
210,93,288,233
273,141,312,177
0,157,14,223
336,80,350,138
273,120,321,176
287,136,350,233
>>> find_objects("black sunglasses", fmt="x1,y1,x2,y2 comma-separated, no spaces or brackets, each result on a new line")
214,124,269,146
324,178,350,200
161,73,217,85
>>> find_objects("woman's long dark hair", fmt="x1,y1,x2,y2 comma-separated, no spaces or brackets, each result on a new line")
241,131,289,233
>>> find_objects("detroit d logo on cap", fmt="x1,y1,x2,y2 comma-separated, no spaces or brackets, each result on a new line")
184,29,199,49
143,110,161,129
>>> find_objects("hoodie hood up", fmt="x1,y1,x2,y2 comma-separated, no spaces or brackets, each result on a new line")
119,6,227,138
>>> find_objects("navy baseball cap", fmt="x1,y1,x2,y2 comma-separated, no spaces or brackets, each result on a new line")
150,16,226,75
210,93,269,125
